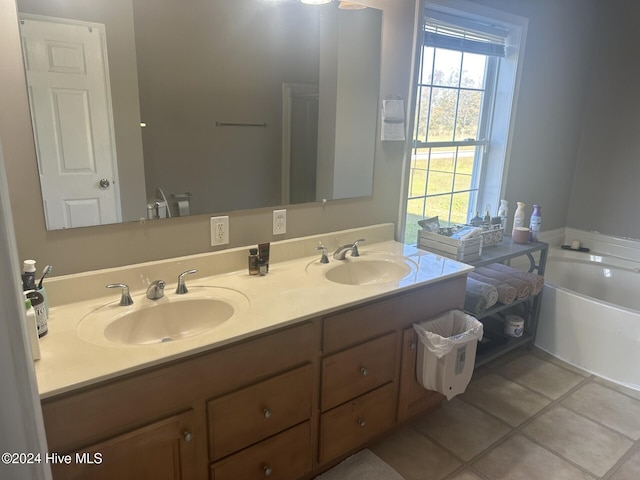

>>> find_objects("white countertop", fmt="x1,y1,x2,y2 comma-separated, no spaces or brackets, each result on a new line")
34,233,472,399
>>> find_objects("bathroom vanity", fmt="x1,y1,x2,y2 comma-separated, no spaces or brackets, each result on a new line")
34,225,471,479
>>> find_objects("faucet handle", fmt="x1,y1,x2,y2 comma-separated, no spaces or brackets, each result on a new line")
351,238,366,257
315,245,329,264
176,269,198,294
106,283,134,306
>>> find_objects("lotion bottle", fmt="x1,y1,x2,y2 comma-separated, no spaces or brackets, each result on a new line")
512,202,526,236
529,204,542,242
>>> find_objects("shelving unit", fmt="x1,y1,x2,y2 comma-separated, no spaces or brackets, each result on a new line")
464,238,548,367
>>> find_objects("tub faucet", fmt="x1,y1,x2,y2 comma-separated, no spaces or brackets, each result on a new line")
333,238,365,260
146,280,166,300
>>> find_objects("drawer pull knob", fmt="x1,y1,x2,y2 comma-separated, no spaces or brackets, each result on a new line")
263,408,272,419
183,431,193,442
263,465,273,477
357,418,367,428
410,342,417,349
361,367,369,376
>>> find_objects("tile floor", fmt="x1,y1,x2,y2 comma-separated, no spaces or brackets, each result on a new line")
370,348,640,480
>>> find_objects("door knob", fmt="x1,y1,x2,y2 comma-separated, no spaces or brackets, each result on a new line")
99,178,110,189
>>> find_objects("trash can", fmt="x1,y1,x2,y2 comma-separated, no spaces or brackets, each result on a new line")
414,310,483,400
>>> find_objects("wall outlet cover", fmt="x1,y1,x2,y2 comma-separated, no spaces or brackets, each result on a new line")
210,216,229,246
273,209,286,235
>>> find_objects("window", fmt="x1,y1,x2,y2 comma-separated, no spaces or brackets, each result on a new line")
402,2,527,244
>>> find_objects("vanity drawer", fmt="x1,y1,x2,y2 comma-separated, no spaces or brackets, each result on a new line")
319,383,396,464
208,364,313,461
322,276,466,353
210,422,312,480
321,332,397,411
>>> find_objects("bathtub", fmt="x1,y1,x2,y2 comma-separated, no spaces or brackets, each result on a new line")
536,246,640,390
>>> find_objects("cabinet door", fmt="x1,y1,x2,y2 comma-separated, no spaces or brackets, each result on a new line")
51,410,197,480
397,327,443,422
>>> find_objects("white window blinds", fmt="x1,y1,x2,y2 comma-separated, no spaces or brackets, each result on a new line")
423,9,509,57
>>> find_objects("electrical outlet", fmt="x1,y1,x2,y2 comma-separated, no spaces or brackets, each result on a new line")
273,209,286,235
210,216,229,246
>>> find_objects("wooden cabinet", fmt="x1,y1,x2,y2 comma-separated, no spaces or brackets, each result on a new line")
317,275,465,463
319,383,396,464
397,327,444,422
42,274,467,480
210,422,312,480
321,333,397,412
207,364,313,461
42,322,316,480
50,410,197,480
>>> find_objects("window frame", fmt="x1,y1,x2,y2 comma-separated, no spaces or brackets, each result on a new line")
399,0,528,245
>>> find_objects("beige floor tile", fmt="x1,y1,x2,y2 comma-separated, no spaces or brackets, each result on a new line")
411,398,510,461
462,373,551,426
609,448,640,480
447,470,484,480
530,348,591,377
562,382,640,439
498,354,584,399
370,427,460,480
522,406,633,477
473,433,596,480
594,376,640,401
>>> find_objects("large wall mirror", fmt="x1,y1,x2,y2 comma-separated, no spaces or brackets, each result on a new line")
16,0,382,230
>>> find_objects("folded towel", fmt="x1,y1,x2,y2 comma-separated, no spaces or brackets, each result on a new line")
466,277,499,308
469,272,518,304
464,289,486,315
476,266,531,298
485,263,544,295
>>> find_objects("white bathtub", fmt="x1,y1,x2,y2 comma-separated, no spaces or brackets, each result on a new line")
536,246,640,390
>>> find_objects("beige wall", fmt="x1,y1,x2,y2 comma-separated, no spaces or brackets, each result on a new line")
1,0,416,276
567,0,640,239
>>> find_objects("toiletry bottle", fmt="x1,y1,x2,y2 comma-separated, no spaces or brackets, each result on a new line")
248,248,259,275
529,204,542,242
497,200,508,231
26,289,47,337
483,205,491,226
24,299,40,360
22,259,36,291
512,202,526,236
470,212,483,227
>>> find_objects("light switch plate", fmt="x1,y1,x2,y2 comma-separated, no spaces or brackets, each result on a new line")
210,216,229,246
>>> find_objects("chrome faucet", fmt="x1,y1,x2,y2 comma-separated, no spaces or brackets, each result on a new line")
146,280,166,300
333,238,365,260
176,269,198,294
315,245,329,264
106,283,134,306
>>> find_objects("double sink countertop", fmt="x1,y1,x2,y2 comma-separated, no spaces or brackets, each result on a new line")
34,224,472,399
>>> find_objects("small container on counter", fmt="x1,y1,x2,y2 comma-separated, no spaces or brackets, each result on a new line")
248,248,259,275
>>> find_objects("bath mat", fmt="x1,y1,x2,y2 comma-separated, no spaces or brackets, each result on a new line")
315,449,405,480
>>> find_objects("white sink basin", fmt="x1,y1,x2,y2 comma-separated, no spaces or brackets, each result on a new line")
307,253,418,286
77,287,248,346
